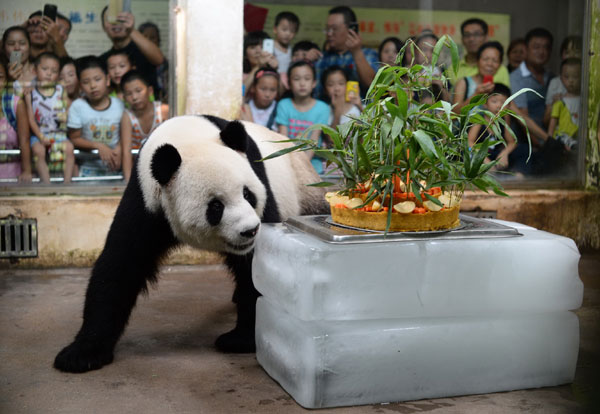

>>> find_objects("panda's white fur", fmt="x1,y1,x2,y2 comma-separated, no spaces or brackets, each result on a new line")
137,115,320,255
53,115,328,372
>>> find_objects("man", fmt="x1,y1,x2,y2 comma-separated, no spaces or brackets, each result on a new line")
510,28,554,132
25,10,69,58
448,18,511,88
509,27,557,174
313,6,379,98
99,6,164,92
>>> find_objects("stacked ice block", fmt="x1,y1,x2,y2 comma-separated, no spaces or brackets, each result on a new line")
253,218,583,408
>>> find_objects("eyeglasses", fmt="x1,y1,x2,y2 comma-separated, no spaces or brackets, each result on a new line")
324,25,343,34
463,32,485,39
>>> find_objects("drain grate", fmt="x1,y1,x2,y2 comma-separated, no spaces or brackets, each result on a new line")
0,216,38,258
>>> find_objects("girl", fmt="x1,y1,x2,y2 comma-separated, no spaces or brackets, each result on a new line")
378,37,403,67
0,60,32,182
243,31,278,99
59,56,80,103
321,65,361,128
2,26,36,97
452,41,505,113
106,49,134,101
275,60,331,174
120,70,168,182
240,67,279,130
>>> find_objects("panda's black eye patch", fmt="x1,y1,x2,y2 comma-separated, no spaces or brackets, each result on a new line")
206,198,224,226
243,186,257,208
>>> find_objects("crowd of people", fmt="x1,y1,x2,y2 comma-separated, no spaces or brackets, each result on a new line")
0,5,584,183
241,6,583,177
0,6,168,183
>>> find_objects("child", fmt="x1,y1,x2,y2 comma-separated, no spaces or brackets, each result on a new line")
25,52,74,183
548,58,581,151
467,83,516,171
0,60,32,182
106,49,134,101
291,40,320,63
240,67,279,130
272,12,299,75
275,60,331,174
378,37,403,67
68,55,124,177
59,56,80,103
321,65,361,128
543,36,582,125
120,70,168,182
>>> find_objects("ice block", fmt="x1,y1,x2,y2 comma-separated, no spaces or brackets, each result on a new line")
256,297,580,408
252,220,583,321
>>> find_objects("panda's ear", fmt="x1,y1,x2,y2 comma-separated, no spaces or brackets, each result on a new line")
151,143,182,185
219,120,248,153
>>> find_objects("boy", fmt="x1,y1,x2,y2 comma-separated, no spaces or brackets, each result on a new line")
68,55,124,177
467,83,516,171
547,58,581,151
26,52,74,183
272,11,299,74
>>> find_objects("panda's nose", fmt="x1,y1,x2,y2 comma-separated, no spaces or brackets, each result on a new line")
240,224,260,239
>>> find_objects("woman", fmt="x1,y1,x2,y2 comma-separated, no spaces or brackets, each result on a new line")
452,41,506,113
378,37,403,67
2,26,36,96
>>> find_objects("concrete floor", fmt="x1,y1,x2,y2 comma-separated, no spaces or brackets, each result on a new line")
1,252,599,414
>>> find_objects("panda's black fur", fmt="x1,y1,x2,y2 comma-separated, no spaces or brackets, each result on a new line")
54,115,326,373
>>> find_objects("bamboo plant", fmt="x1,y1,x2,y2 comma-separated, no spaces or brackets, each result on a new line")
264,35,535,231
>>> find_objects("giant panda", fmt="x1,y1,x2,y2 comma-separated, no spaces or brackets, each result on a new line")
54,115,327,373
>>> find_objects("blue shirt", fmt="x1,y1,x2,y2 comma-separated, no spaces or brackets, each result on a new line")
314,48,379,98
509,61,553,127
275,97,331,173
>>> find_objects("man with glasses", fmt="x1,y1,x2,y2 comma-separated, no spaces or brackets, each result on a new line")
448,17,511,88
313,6,379,98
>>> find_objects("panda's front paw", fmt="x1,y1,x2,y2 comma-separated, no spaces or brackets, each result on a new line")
215,328,256,353
53,341,114,373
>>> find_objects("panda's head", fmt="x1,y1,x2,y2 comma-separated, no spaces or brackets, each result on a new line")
138,116,267,255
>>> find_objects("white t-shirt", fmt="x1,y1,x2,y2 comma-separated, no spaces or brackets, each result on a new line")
545,76,567,106
328,104,361,127
273,46,292,74
248,99,277,130
67,96,125,176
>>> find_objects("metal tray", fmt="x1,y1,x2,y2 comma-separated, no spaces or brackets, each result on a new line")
284,214,521,244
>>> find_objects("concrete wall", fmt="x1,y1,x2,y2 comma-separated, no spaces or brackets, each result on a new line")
1,191,598,269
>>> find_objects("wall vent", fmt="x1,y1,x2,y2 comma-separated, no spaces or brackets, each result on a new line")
0,216,38,259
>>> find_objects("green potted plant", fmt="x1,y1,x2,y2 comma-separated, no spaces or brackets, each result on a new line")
265,35,534,232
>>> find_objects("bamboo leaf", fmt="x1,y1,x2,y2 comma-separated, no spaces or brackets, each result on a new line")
413,129,438,160
307,181,335,187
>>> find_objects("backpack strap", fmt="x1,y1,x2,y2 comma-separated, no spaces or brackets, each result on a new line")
266,102,277,130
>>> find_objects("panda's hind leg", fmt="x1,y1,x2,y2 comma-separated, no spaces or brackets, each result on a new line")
215,253,258,353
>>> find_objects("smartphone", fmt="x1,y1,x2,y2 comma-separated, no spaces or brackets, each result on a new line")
122,0,132,13
42,4,58,21
345,81,359,102
483,75,494,84
9,50,22,65
262,38,274,54
348,22,359,33
107,0,123,23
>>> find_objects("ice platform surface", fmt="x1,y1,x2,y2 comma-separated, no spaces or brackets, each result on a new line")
256,297,580,408
253,216,583,320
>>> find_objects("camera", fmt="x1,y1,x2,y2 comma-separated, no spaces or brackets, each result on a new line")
262,38,274,54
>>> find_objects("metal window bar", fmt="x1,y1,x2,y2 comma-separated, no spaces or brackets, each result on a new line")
0,216,38,258
0,149,140,183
